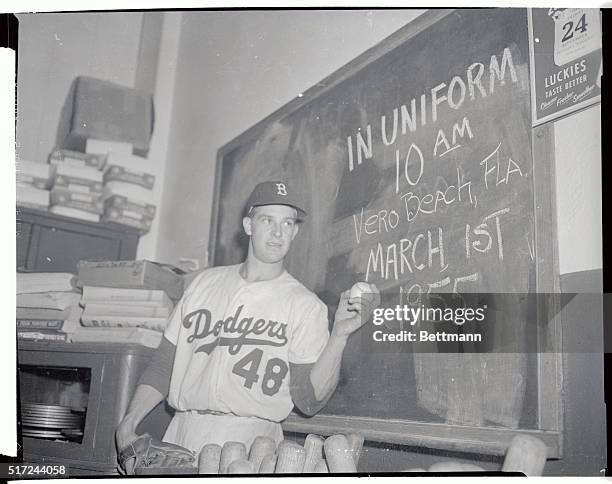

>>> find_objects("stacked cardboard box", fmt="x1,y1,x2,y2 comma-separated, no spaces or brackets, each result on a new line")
87,139,157,233
46,76,156,228
48,149,107,222
80,286,172,332
16,160,53,210
56,76,154,157
76,260,184,301
76,260,185,333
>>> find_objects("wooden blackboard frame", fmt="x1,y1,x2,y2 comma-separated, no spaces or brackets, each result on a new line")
210,9,563,458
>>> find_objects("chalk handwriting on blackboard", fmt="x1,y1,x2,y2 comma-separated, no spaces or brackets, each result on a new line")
433,117,474,158
346,47,518,172
480,142,525,189
465,207,510,261
344,43,526,292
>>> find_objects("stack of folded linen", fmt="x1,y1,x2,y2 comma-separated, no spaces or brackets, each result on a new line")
17,272,82,341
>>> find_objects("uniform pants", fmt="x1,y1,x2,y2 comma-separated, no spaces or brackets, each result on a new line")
163,410,284,454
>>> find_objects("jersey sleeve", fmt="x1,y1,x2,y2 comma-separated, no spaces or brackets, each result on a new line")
289,362,334,416
162,299,183,345
137,336,176,396
288,299,330,364
163,270,205,345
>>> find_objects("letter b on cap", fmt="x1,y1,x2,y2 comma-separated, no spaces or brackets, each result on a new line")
276,183,287,196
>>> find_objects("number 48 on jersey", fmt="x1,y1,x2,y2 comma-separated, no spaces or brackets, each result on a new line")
232,348,289,396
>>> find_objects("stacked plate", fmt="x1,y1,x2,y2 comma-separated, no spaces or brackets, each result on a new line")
21,403,85,440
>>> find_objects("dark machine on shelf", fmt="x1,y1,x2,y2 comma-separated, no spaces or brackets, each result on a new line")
18,339,172,475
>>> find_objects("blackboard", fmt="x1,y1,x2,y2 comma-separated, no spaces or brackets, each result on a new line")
211,9,558,450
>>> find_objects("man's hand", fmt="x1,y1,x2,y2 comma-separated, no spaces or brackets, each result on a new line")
310,283,381,402
116,417,140,454
114,384,165,473
117,433,196,475
332,282,380,339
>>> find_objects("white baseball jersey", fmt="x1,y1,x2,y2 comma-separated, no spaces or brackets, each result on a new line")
164,264,330,422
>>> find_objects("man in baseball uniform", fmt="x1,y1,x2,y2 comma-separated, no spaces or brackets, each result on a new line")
116,181,379,471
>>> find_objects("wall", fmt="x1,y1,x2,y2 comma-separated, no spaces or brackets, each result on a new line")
16,12,143,164
554,105,602,275
135,12,182,261
155,9,424,268
548,104,604,475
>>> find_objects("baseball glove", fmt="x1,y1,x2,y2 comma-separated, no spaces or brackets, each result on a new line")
117,433,196,475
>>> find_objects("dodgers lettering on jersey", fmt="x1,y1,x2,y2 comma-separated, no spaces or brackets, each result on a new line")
164,264,330,422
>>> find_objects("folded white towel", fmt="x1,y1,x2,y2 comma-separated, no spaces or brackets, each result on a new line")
17,273,75,294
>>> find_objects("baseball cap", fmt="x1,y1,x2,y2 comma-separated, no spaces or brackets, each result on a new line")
246,181,307,217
